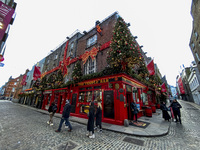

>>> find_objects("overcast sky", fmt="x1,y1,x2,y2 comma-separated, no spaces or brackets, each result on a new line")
0,0,194,87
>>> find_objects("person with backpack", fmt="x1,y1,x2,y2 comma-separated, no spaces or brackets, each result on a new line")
47,102,57,126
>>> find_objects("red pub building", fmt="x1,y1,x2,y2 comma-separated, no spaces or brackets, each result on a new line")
40,12,157,125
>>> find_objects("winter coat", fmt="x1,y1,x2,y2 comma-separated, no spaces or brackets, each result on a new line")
170,101,182,112
87,102,95,131
160,103,168,111
160,103,171,120
48,103,57,113
62,103,71,118
95,106,102,126
130,102,138,114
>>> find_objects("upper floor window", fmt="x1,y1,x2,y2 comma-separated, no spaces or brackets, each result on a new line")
195,31,199,40
84,57,96,75
195,52,200,62
87,34,97,48
14,82,17,85
12,88,15,92
54,54,58,60
191,42,195,49
69,42,74,57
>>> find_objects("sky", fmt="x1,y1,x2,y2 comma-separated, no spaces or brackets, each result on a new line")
0,0,194,87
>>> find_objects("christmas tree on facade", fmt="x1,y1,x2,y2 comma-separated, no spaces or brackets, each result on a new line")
107,16,149,82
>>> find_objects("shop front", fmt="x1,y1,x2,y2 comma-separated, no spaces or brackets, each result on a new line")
42,88,69,114
42,89,54,110
70,73,147,125
53,88,69,114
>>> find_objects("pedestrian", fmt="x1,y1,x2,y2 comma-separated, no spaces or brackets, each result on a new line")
47,102,57,126
86,101,95,138
170,99,182,124
160,101,171,121
55,99,72,132
94,98,102,133
130,100,139,123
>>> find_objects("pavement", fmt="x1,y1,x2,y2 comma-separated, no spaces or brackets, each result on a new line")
16,102,171,137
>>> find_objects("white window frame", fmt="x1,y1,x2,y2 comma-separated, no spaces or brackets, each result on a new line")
84,57,96,75
86,34,97,48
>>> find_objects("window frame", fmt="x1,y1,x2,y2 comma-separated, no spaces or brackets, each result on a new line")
86,34,97,48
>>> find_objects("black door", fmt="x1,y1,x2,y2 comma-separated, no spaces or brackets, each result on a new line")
104,90,114,119
71,94,77,113
126,93,132,120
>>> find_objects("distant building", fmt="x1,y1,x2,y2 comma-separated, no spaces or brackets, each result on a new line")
170,86,177,97
0,0,17,55
177,68,194,102
190,0,200,74
188,62,200,105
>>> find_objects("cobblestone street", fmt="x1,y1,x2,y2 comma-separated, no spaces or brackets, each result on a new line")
0,100,199,150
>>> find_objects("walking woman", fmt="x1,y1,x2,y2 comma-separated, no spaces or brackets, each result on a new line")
87,101,95,138
94,98,102,133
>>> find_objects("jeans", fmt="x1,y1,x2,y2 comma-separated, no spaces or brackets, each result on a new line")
57,117,72,131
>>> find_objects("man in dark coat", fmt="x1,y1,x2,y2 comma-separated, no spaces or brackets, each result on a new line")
130,101,139,123
47,102,57,126
55,100,72,132
170,99,182,124
87,101,95,138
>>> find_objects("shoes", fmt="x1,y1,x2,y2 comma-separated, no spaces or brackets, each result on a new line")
89,134,95,138
94,127,97,130
68,129,72,132
98,129,102,133
47,121,50,124
55,130,60,132
50,123,53,126
65,126,68,129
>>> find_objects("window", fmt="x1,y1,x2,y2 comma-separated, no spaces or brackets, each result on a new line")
12,88,15,92
14,82,17,85
69,42,74,57
195,32,198,39
86,34,97,48
84,57,96,75
93,90,101,101
54,54,58,60
195,52,200,62
191,42,195,49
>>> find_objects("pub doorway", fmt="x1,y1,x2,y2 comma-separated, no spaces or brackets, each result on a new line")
126,93,132,120
103,90,114,119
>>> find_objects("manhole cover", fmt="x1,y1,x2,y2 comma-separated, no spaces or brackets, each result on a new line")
57,141,78,150
123,137,144,146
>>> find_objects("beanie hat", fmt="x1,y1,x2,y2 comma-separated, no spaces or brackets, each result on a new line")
66,100,69,104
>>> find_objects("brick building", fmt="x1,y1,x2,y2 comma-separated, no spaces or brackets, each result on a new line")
190,0,200,73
